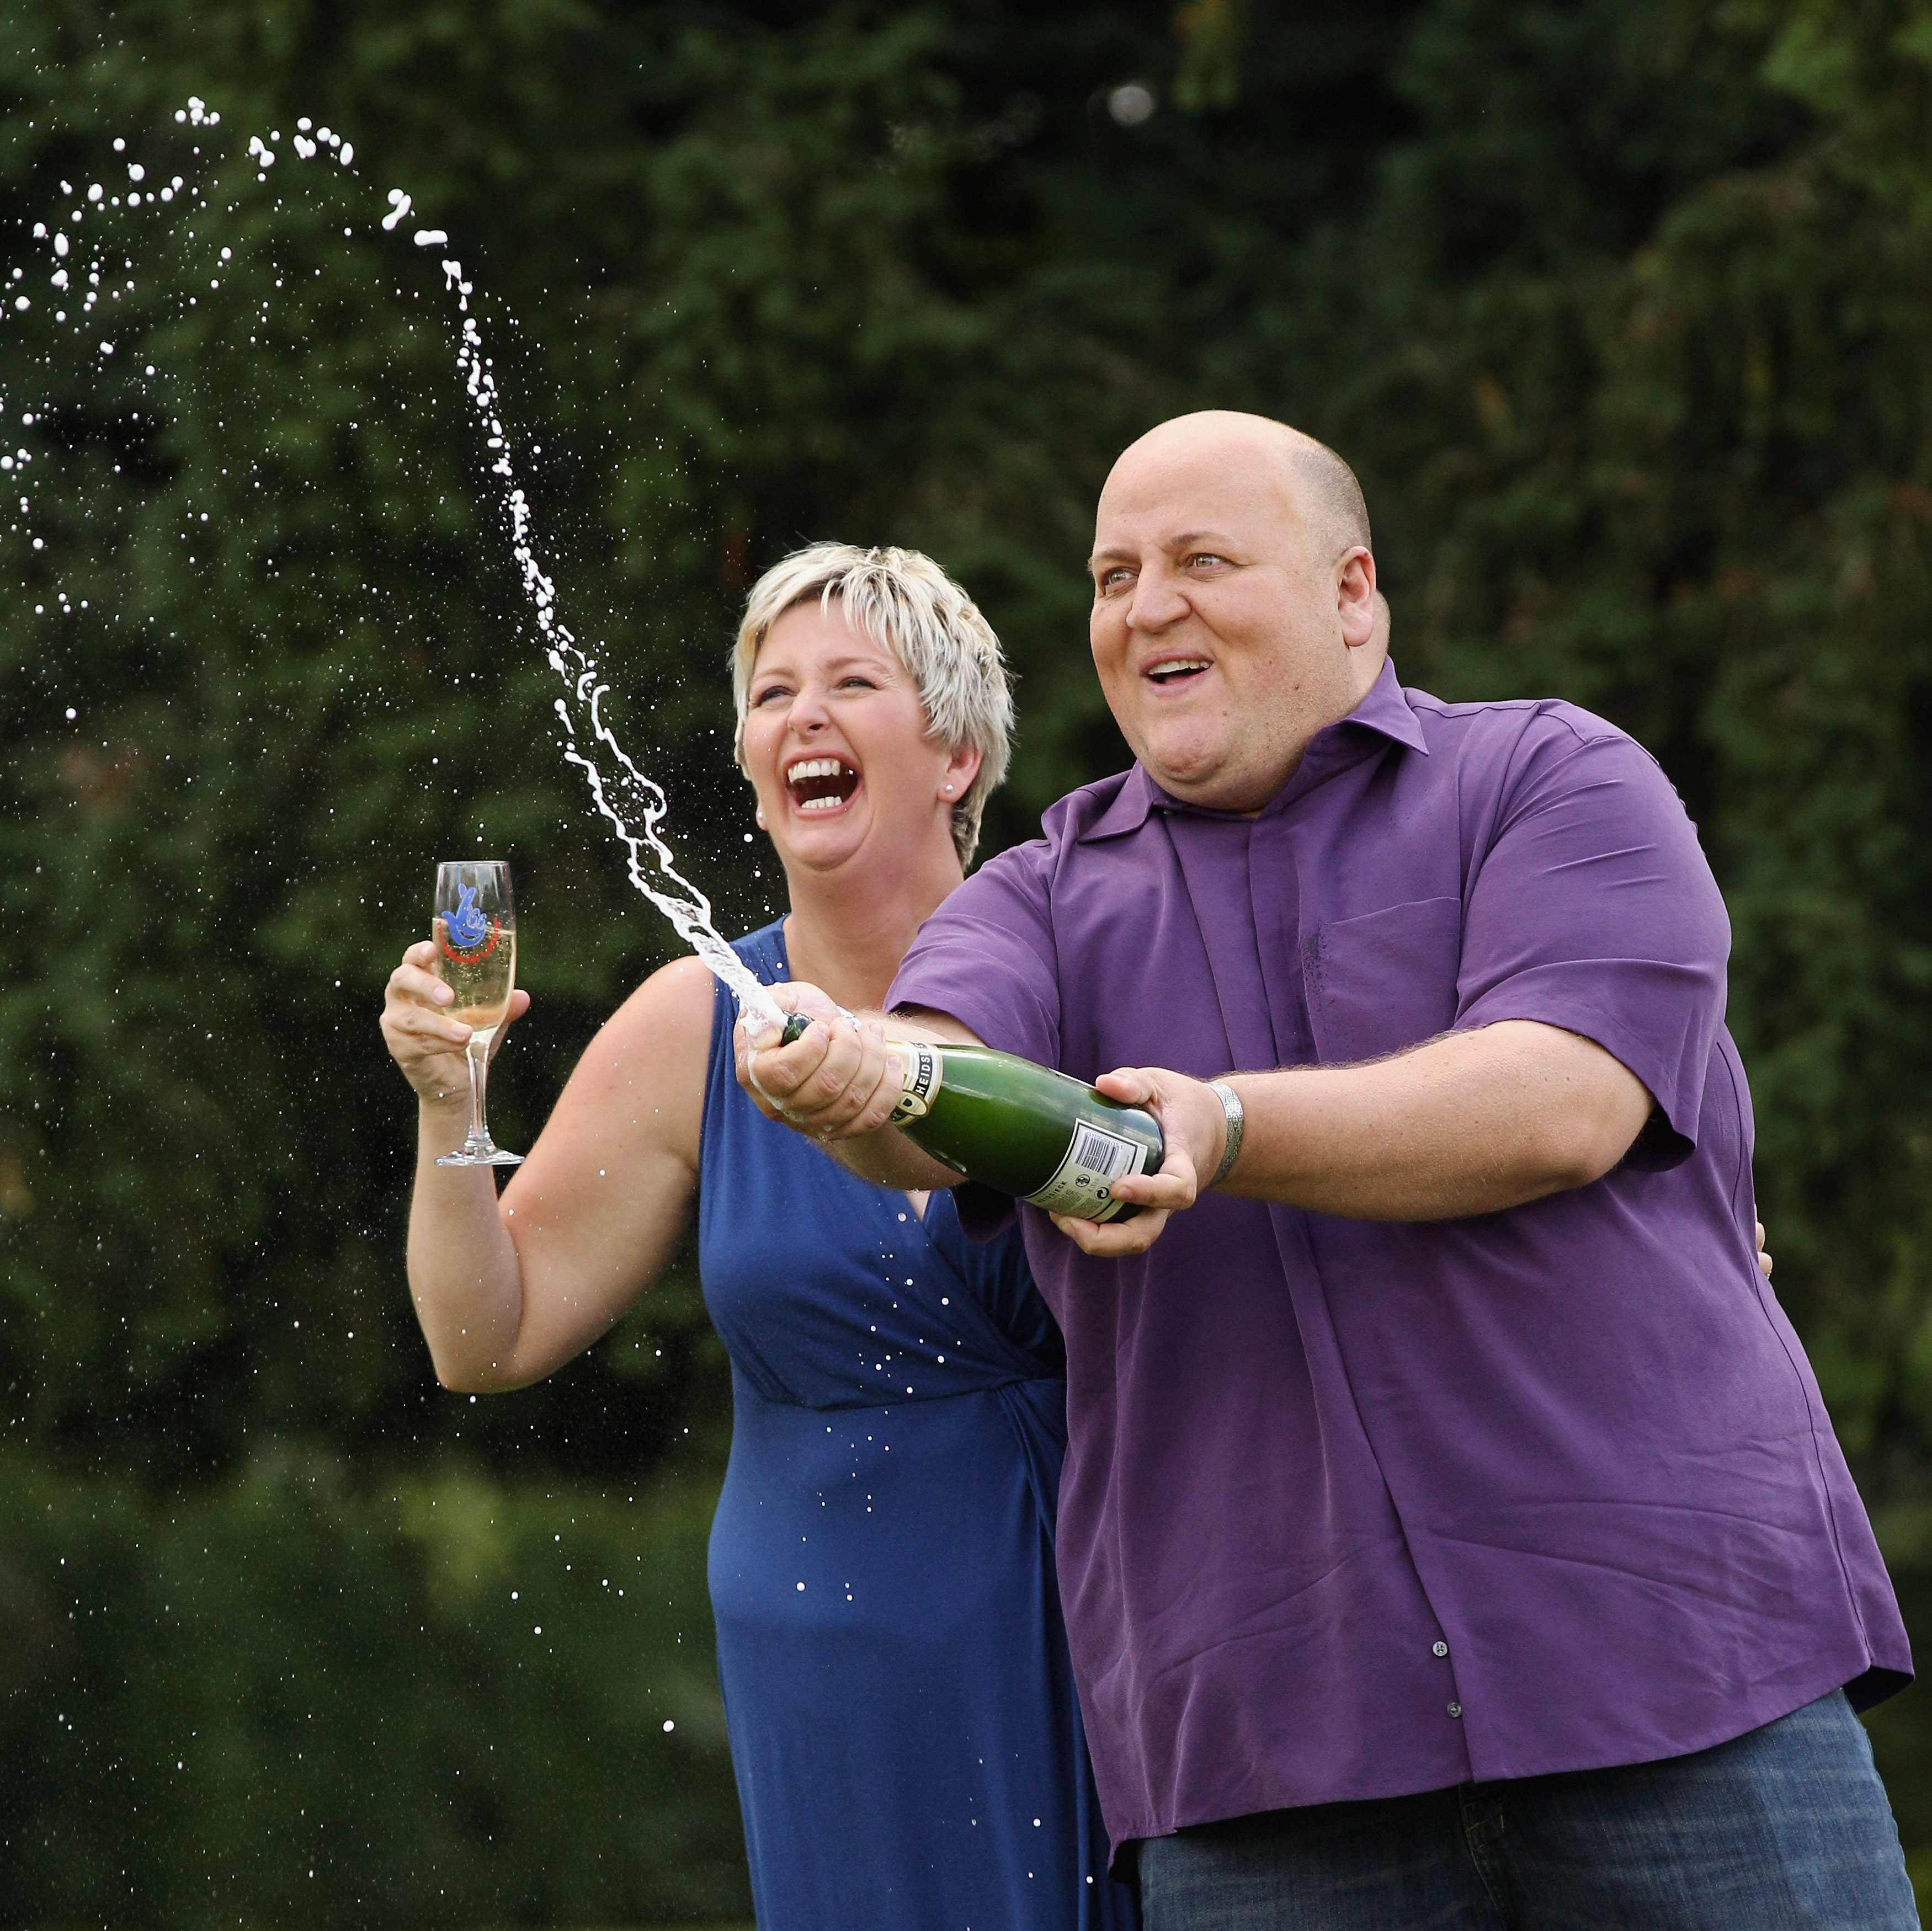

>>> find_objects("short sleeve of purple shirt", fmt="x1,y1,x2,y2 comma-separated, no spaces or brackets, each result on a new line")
1450,719,1727,1162
893,807,1062,1066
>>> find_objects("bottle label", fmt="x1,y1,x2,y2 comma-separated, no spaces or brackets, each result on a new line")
889,1042,943,1122
1024,1120,1149,1223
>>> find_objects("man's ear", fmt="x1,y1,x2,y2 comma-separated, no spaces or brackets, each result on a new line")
1338,547,1378,648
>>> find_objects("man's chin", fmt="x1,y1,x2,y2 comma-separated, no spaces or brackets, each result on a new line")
1138,734,1232,798
1143,748,1285,814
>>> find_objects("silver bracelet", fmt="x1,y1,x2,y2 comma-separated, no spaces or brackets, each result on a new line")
1207,1080,1244,1188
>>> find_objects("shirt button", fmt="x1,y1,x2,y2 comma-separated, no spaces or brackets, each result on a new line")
1433,1641,1449,1658
1447,1702,1462,1719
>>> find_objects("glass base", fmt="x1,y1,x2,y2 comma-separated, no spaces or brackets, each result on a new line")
436,1144,524,1167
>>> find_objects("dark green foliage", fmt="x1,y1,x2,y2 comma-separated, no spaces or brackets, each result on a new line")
4,0,1932,1921
0,1457,748,1925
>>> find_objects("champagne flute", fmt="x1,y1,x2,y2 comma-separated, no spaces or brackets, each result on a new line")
430,860,523,1167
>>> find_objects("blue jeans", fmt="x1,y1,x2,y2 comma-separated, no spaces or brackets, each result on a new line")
1136,1691,1916,1930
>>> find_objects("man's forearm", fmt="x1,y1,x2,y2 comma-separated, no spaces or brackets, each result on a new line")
818,1123,965,1193
1220,1020,1653,1220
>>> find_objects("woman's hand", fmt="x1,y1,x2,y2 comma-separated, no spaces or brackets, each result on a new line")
1757,1219,1774,1281
380,939,531,1109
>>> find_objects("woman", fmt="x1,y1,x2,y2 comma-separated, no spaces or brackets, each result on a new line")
381,543,1135,1930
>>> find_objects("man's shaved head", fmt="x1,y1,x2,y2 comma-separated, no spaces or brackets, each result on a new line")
1104,411,1371,567
1288,431,1372,563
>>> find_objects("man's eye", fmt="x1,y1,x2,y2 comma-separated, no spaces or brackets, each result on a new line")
1098,568,1132,591
1186,552,1226,570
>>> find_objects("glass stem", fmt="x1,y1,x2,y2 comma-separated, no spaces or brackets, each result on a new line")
466,1033,492,1151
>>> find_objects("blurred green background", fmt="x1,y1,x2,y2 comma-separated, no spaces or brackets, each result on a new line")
4,0,1932,1922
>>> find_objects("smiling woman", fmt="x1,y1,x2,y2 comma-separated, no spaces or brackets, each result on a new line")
732,540,1012,866
380,542,1132,1931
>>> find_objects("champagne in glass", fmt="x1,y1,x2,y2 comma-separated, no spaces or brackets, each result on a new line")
432,860,523,1167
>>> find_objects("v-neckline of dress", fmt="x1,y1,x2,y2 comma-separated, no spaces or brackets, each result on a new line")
767,918,936,1238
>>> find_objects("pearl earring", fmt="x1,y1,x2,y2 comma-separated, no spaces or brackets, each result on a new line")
755,808,767,828
943,783,954,795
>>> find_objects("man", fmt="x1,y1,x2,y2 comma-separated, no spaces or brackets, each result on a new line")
741,412,1915,1927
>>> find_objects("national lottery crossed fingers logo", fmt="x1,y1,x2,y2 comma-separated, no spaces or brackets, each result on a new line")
438,883,501,960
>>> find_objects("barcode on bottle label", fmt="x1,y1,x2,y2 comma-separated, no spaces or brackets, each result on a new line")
1024,1120,1148,1222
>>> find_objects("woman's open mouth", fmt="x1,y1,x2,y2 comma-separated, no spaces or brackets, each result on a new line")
785,755,860,813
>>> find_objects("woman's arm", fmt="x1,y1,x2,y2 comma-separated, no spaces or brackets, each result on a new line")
382,947,715,1391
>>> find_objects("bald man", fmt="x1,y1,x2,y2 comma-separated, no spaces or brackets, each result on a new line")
741,413,1914,1928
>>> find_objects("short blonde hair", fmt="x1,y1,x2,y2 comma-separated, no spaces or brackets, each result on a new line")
731,542,1015,866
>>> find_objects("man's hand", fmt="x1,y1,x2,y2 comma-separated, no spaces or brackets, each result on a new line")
1050,1065,1228,1256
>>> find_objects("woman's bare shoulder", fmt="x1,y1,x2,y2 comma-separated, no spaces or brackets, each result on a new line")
609,953,723,1034
547,955,718,1159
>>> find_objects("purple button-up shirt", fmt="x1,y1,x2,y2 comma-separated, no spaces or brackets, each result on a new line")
889,660,1909,1855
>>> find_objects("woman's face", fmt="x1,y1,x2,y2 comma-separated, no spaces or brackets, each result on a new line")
742,598,978,885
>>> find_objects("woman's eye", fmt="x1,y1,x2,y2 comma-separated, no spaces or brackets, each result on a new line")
752,685,787,706
838,676,877,691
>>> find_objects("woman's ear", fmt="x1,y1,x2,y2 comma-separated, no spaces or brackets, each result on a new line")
941,743,982,799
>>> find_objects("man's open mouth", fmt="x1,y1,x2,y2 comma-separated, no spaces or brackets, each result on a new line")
785,755,860,813
1146,658,1212,686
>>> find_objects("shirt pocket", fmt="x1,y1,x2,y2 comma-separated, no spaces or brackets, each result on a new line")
1303,897,1463,1065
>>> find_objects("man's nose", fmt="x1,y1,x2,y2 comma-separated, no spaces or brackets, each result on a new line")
1128,563,1189,631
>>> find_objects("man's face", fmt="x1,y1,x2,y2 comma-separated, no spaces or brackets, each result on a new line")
1088,425,1375,811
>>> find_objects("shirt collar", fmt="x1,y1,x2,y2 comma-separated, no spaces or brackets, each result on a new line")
1079,657,1428,841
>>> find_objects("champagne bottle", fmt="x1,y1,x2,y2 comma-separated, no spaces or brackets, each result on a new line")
778,1012,1163,1223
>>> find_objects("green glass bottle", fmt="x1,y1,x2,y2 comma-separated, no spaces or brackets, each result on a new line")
778,1013,1164,1223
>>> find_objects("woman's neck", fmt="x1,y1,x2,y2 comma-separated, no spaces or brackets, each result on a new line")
780,844,964,1013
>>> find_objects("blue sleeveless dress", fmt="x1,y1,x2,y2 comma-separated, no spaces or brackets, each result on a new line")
698,922,1135,1931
